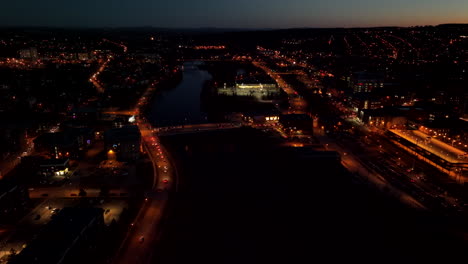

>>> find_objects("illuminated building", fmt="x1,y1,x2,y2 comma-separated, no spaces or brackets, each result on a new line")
350,93,383,112
39,158,70,177
242,109,281,124
350,72,385,94
193,45,226,50
279,114,314,135
77,52,90,61
104,125,141,161
418,119,468,147
217,80,280,102
358,107,407,129
19,47,38,60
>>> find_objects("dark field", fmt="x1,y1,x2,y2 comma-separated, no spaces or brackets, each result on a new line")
153,127,468,264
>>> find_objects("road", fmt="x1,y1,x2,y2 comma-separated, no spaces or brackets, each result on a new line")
89,57,111,94
113,81,177,264
28,186,128,198
0,136,35,179
0,199,77,262
154,122,242,136
89,39,128,94
252,60,308,114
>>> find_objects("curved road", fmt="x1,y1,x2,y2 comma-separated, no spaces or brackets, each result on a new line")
113,82,177,264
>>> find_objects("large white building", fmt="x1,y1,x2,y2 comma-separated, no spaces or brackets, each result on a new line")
217,81,280,102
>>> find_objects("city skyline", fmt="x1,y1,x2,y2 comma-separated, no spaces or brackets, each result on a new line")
3,2,468,263
1,0,468,28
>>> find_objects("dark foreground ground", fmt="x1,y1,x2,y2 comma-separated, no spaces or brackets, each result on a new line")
153,127,468,264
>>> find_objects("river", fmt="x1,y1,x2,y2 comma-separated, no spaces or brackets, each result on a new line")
148,62,211,127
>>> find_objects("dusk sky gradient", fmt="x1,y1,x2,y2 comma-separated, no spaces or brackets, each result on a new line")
1,0,467,28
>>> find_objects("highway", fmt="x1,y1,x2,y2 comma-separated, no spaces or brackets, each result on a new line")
113,81,177,264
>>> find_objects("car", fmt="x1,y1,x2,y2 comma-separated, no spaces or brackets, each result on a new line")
139,236,145,243
105,209,110,214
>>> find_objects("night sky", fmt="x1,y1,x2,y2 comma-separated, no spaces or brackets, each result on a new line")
1,0,467,28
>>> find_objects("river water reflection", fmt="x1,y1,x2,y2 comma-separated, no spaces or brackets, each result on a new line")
148,62,211,127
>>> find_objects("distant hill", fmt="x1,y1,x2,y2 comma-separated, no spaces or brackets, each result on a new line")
437,23,468,28
0,26,269,34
